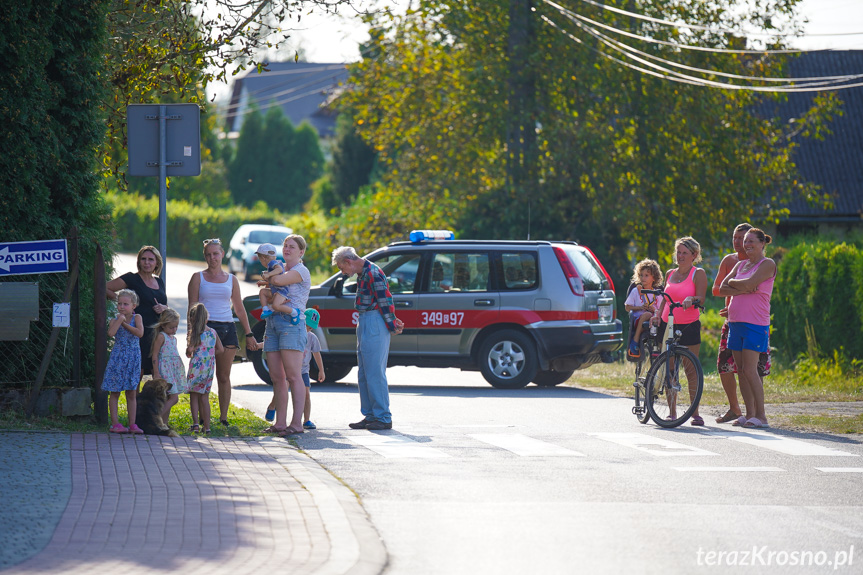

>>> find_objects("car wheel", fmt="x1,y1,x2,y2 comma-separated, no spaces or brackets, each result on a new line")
309,361,354,384
249,321,271,385
532,369,574,387
478,329,538,389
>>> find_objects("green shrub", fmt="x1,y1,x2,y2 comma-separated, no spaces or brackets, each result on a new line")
772,240,863,362
104,191,286,261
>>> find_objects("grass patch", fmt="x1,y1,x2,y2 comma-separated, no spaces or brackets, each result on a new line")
772,414,863,435
569,358,863,433
0,391,269,437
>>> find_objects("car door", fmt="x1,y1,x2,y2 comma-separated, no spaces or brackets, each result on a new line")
324,251,420,357
417,250,498,357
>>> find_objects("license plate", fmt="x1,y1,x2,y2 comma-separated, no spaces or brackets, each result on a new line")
598,305,612,323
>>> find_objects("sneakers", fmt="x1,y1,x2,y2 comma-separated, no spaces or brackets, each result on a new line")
109,423,128,434
628,341,640,357
128,424,144,435
260,307,273,319
303,420,317,430
265,409,275,422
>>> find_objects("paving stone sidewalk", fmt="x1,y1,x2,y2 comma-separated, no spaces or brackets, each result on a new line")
0,432,386,574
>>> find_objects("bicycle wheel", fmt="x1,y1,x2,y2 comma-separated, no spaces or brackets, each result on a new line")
645,348,704,428
634,378,652,424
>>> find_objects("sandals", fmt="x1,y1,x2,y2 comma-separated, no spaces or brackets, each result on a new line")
109,424,128,434
690,415,705,426
716,410,742,424
278,427,304,436
190,424,201,433
731,416,748,427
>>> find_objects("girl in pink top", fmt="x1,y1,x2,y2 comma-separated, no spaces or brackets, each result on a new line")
651,237,708,425
719,228,776,429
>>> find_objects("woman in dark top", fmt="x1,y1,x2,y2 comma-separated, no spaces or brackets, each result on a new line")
106,245,169,376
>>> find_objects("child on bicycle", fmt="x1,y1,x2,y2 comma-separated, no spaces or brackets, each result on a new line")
624,259,663,358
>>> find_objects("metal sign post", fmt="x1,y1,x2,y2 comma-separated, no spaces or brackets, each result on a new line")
127,104,201,284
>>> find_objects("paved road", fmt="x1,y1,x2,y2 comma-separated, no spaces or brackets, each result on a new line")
116,254,863,574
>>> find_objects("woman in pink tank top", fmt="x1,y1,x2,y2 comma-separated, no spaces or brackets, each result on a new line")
651,237,708,425
719,228,776,429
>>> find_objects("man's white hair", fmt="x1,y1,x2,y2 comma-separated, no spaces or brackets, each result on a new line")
332,246,361,266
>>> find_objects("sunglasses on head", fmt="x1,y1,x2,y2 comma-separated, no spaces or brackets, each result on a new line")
203,238,221,246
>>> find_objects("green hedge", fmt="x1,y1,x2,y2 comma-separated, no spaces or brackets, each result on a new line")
104,191,341,276
772,241,863,361
105,191,287,261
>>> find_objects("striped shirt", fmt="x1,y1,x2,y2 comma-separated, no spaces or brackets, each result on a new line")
355,260,398,332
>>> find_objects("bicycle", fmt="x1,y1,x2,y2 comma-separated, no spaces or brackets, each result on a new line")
630,315,661,424
639,289,705,428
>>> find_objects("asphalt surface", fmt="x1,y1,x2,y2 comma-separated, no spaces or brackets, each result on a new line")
0,431,386,574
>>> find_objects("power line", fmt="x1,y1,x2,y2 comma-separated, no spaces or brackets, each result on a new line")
574,0,863,38
544,0,809,54
548,6,863,86
540,14,863,92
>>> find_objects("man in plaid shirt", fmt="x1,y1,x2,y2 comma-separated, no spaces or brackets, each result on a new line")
332,246,404,430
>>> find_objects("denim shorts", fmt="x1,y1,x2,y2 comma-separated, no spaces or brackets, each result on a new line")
208,320,238,349
263,313,307,353
727,322,770,353
302,372,311,388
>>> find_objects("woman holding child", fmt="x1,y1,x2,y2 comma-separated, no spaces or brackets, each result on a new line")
718,228,776,429
259,234,311,436
188,238,258,427
650,237,708,426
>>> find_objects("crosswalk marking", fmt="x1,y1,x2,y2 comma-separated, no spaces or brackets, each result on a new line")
589,432,718,457
469,434,586,457
346,433,450,459
702,430,860,457
815,468,863,473
674,467,784,472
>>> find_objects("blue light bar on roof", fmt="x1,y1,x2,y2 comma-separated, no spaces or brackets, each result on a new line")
409,230,455,243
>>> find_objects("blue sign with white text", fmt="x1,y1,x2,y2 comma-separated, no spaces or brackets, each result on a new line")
0,239,69,277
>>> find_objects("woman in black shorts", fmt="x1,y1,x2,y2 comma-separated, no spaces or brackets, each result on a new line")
188,238,258,426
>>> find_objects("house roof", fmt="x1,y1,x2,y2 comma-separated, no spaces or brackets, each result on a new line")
224,62,349,138
764,51,863,221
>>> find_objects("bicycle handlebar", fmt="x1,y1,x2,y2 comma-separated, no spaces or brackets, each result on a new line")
639,288,705,311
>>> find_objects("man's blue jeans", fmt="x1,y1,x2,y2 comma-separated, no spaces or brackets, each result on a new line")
356,310,392,423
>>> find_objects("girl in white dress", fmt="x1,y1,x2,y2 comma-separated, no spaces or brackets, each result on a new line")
151,308,187,424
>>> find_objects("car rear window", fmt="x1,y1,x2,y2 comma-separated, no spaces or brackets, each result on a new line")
248,230,290,244
500,252,538,291
564,247,608,291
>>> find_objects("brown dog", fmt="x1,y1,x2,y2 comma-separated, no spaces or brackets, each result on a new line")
136,378,179,437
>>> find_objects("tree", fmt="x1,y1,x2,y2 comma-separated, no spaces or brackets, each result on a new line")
326,113,378,212
340,0,838,279
228,107,267,206
227,106,324,211
102,0,360,182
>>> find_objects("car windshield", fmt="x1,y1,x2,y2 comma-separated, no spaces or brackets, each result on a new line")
248,230,289,244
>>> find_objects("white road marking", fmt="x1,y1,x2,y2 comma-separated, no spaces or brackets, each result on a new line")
674,467,784,472
590,433,718,457
469,434,586,457
702,430,860,457
347,433,450,458
815,468,863,473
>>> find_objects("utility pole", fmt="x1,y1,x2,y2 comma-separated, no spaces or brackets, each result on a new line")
506,0,537,238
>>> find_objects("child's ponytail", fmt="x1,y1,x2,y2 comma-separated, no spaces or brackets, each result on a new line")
187,303,209,351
